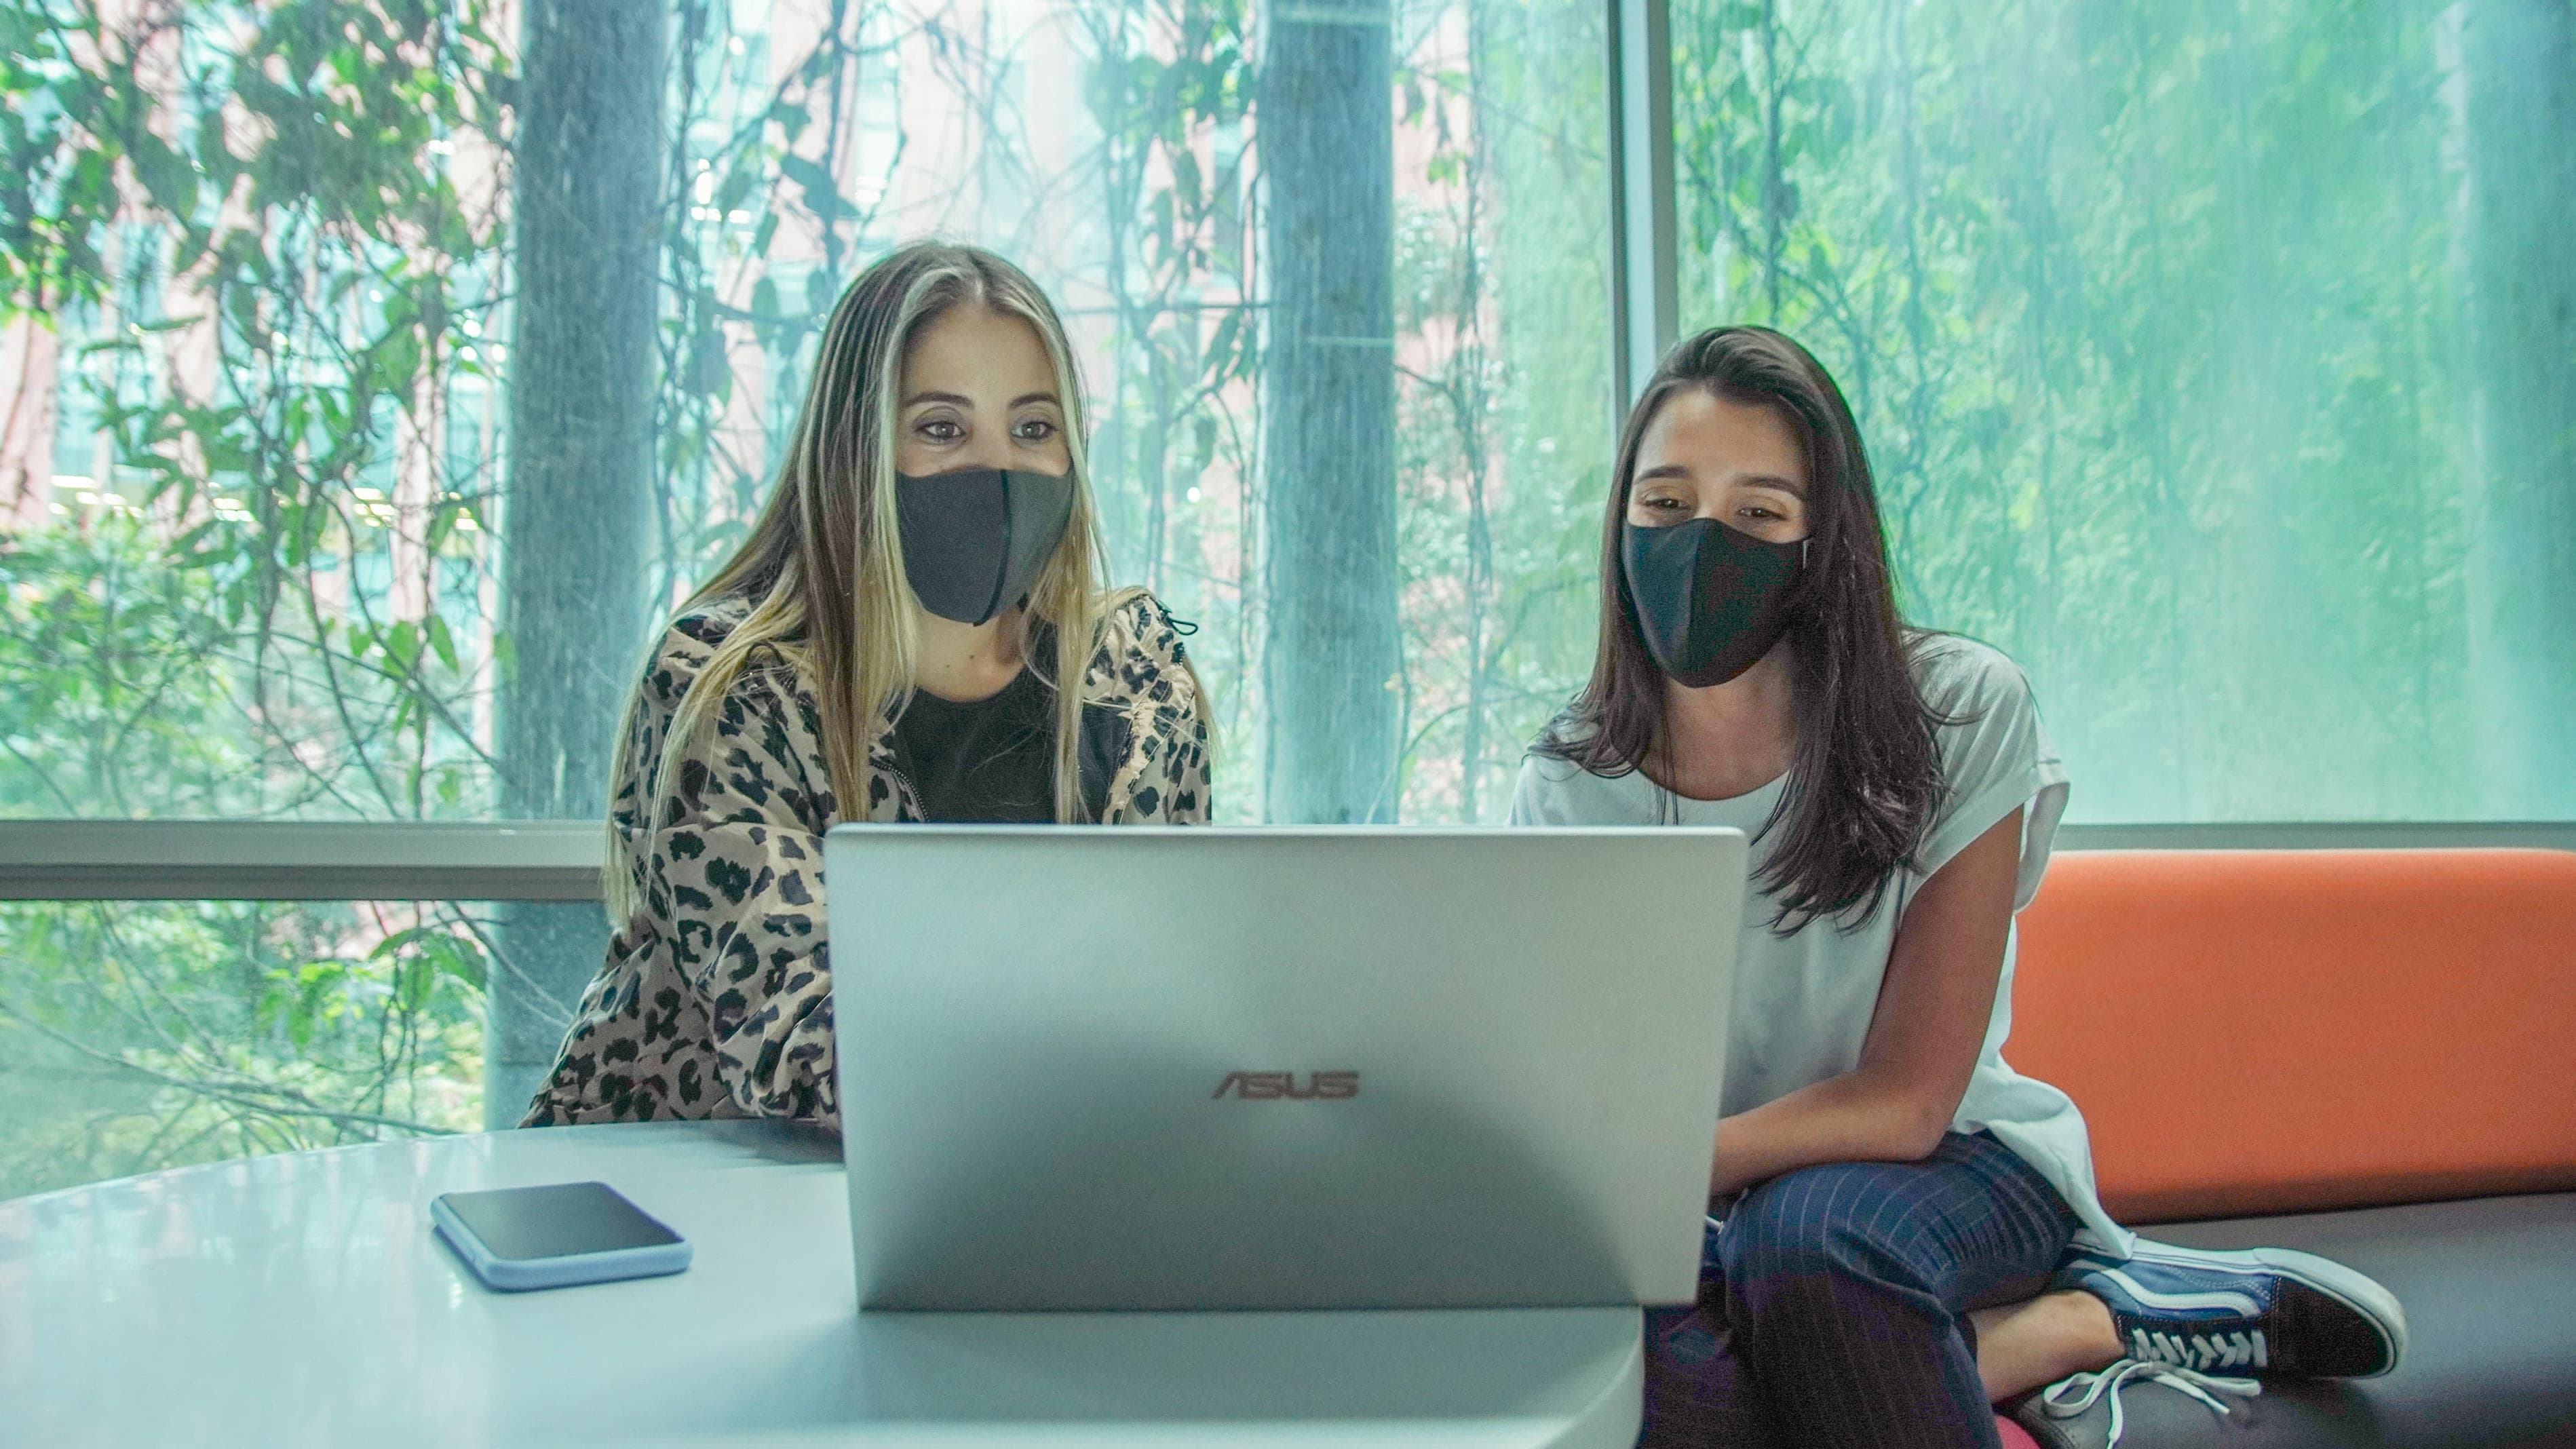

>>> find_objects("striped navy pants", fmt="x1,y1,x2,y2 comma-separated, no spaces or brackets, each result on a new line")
1640,1130,2079,1448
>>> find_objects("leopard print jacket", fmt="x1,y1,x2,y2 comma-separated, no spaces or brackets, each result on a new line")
520,591,1210,1129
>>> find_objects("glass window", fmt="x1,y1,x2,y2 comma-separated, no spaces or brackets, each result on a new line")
1667,0,2576,822
21,0,2559,1203
0,0,1617,1195
0,0,1617,830
0,899,492,1201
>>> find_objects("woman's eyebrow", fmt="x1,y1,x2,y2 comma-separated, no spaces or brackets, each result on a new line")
900,389,1058,409
1738,471,1805,496
1635,463,1691,483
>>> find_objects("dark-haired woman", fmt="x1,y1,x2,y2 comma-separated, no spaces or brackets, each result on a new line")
1513,326,2404,1448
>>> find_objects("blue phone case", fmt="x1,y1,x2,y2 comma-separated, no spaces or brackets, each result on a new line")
431,1182,693,1292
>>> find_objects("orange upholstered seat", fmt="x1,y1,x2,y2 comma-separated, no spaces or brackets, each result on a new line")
2010,849,2576,1223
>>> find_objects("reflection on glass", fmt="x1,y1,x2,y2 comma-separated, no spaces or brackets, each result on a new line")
1668,0,2576,821
0,900,491,1201
0,0,1615,828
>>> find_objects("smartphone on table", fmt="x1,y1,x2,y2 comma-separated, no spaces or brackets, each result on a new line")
431,1181,692,1292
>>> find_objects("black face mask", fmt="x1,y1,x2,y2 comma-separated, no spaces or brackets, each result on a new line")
893,466,1077,625
1620,516,1805,687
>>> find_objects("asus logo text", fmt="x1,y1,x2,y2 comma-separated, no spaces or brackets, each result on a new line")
1211,1070,1360,1100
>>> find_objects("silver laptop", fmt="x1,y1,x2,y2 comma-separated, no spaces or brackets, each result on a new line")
826,826,1746,1312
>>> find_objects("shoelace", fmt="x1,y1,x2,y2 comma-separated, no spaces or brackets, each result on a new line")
2039,1357,2261,1448
2126,1324,2268,1372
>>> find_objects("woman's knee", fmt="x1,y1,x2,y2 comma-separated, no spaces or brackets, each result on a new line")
1721,1160,1925,1289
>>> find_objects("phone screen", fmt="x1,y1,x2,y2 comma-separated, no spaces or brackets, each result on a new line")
438,1182,680,1260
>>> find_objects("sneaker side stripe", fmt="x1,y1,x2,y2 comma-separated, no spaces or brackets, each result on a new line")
2089,1267,2262,1317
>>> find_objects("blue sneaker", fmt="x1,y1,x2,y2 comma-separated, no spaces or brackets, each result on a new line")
2053,1238,2408,1378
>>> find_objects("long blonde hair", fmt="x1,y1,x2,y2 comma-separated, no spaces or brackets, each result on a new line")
604,242,1119,922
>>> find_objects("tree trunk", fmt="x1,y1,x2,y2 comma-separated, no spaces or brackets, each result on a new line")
489,1,664,1127
1258,0,1400,824
2449,0,2576,817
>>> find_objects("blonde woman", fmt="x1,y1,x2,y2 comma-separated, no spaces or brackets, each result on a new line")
524,242,1210,1128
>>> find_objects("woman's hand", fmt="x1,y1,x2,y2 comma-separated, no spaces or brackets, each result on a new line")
1706,807,2024,1197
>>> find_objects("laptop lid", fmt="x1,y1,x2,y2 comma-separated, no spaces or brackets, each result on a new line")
827,826,1746,1311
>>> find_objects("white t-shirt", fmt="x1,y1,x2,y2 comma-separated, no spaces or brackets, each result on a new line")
1509,635,2132,1254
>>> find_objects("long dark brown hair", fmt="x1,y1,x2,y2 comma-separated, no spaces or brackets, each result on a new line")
1538,325,1947,931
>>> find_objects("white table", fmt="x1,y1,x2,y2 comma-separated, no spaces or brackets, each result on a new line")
0,1121,1644,1447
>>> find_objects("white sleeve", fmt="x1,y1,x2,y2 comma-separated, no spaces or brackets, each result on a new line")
1508,752,1577,826
1910,642,2071,911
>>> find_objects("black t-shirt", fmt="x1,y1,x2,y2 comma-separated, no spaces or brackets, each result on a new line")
890,669,1058,822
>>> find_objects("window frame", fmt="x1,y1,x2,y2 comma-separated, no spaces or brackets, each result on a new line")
7,1,2564,900
1,817,2570,904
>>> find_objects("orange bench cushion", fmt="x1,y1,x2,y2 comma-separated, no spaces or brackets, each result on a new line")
2010,849,2576,1223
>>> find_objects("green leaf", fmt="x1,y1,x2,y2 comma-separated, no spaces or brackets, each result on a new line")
423,612,458,671
425,932,486,992
778,153,841,222
1203,308,1244,377
384,619,420,672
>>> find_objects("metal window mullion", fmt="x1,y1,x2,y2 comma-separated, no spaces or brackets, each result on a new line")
2054,822,2576,853
1605,0,1678,407
0,821,605,902
1,819,2571,903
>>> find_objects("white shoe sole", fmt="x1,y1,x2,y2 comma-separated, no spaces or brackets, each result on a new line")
2105,1238,2410,1376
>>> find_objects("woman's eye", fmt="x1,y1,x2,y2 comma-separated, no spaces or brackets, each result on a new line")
918,418,963,442
1014,418,1058,442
